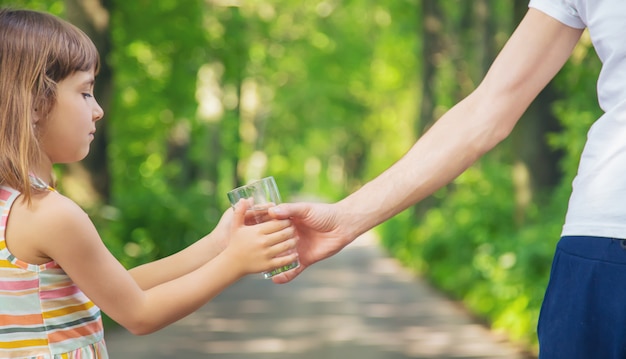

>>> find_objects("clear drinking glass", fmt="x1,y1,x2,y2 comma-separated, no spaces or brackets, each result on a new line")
227,176,299,279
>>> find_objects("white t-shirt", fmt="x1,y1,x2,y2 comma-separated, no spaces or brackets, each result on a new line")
529,0,626,238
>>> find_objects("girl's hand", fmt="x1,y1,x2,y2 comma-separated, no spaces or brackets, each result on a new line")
209,207,235,253
222,199,298,276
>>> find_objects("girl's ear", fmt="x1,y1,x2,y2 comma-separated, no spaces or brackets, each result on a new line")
32,97,45,125
32,108,40,125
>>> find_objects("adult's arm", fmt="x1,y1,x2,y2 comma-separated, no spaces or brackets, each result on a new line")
270,8,584,283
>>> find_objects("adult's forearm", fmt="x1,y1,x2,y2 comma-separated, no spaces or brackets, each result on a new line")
333,9,583,242
335,91,516,240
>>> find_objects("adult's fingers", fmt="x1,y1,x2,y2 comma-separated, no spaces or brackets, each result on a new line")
270,263,305,284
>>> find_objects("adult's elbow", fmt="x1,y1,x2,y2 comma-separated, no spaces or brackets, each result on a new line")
490,120,516,147
468,88,525,152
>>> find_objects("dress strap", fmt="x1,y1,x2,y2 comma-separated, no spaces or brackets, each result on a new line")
0,186,23,261
29,174,57,192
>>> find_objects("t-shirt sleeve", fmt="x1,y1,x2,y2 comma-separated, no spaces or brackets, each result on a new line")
529,0,586,29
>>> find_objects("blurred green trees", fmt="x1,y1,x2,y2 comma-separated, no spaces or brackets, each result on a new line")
1,0,602,354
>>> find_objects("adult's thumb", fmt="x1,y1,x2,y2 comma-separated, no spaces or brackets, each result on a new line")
268,203,305,220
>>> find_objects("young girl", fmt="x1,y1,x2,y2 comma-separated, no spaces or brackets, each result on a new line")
0,8,298,358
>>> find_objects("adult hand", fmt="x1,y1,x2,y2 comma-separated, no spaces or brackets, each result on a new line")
268,202,355,284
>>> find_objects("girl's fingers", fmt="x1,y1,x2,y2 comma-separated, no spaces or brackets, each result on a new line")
263,225,296,247
258,218,293,234
232,199,250,227
268,250,299,269
269,237,298,257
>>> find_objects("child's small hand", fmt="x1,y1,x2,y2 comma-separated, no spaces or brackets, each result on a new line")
223,199,298,276
210,207,235,253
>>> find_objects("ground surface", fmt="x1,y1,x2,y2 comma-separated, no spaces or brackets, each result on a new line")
106,233,535,359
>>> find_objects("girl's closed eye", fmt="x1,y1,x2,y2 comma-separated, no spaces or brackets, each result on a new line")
82,92,93,99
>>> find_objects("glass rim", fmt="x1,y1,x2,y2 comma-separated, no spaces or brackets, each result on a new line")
227,176,276,193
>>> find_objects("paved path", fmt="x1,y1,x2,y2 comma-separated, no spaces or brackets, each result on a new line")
105,233,535,358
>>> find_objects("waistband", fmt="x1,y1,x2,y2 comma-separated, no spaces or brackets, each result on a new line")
559,236,626,265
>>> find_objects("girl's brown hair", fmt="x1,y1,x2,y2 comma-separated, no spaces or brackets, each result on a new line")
0,8,100,200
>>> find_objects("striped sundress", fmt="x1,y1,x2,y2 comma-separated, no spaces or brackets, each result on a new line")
0,186,108,358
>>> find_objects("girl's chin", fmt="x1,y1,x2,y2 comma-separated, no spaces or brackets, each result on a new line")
54,151,91,164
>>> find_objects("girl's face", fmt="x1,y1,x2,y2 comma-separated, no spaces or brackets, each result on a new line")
39,70,104,165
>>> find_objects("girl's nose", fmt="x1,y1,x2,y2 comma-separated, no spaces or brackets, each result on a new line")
94,101,104,121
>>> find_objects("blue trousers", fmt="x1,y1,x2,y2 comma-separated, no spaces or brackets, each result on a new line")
538,236,626,358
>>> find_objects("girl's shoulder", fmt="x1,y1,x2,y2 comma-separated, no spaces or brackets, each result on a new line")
16,189,91,229
7,190,94,265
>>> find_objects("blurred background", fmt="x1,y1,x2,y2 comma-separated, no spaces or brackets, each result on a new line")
2,0,601,354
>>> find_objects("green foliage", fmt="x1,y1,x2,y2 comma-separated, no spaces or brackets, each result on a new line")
0,0,63,14
379,31,603,352
103,0,218,264
380,157,566,349
548,34,603,180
